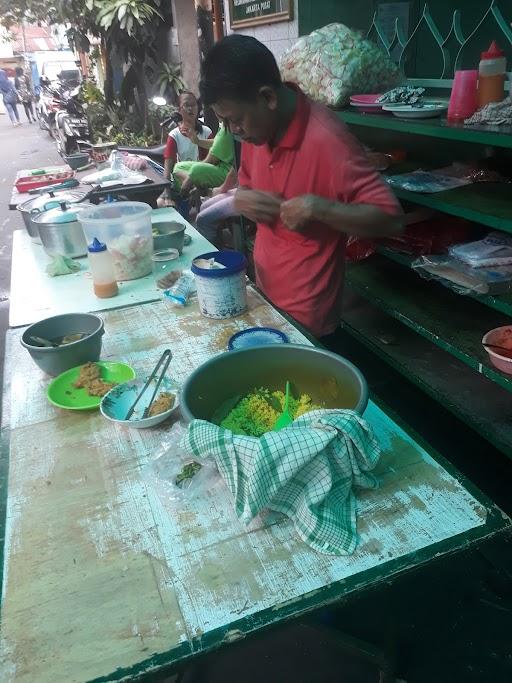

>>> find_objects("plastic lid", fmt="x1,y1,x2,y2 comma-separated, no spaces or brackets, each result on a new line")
88,237,107,253
481,41,505,59
228,327,289,351
32,202,91,225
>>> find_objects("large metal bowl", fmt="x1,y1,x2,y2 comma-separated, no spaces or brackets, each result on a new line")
180,344,368,423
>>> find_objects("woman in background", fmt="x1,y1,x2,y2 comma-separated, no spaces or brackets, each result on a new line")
159,90,212,207
15,67,35,123
0,70,21,127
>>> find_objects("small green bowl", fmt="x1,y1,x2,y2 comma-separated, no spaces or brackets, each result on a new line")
47,361,136,410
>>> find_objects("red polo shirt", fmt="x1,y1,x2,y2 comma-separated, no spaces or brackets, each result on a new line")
238,89,400,337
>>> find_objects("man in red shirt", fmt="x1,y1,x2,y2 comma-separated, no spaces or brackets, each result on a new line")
200,35,402,341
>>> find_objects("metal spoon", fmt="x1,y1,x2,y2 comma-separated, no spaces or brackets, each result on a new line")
29,335,58,348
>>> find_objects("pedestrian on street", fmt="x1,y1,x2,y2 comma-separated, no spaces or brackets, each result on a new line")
15,67,35,123
0,70,21,127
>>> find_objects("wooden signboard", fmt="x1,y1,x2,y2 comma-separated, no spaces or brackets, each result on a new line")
229,0,293,29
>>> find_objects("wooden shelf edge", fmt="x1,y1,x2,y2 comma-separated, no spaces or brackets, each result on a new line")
376,246,512,318
346,257,512,395
341,301,512,460
338,110,512,150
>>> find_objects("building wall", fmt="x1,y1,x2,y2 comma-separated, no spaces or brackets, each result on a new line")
172,0,202,95
222,0,299,61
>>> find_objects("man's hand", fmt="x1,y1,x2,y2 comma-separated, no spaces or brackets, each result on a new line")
280,195,321,232
234,189,281,224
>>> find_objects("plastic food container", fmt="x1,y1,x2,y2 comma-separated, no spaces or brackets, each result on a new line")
482,325,512,375
79,202,153,281
191,251,247,319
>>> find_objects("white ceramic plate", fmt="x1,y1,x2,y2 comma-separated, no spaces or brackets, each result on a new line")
382,103,448,119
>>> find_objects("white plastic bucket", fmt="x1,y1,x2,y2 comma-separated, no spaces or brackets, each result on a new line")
191,251,247,319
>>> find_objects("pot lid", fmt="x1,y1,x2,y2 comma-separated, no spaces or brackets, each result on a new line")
33,202,92,225
18,190,87,214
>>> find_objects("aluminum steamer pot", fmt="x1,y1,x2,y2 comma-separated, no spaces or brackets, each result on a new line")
32,202,92,258
17,190,88,242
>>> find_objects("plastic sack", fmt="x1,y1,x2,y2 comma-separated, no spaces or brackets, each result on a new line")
412,255,512,295
449,232,512,268
142,421,222,502
379,216,474,256
280,23,401,108
81,151,147,186
386,170,471,193
346,236,376,262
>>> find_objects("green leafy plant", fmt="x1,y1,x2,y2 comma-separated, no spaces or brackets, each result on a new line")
156,63,185,102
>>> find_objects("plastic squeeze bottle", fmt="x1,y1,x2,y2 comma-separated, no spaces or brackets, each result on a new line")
477,41,507,108
88,238,119,298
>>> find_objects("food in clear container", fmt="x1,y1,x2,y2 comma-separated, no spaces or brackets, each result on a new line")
108,233,153,281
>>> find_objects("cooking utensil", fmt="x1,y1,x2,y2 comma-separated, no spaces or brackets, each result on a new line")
21,313,104,376
125,349,173,420
28,178,80,194
47,361,136,410
33,201,91,258
273,381,293,431
482,342,512,354
152,218,186,253
181,345,368,424
29,335,58,348
17,189,88,242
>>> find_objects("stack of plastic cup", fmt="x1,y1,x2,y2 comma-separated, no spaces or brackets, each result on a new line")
447,70,478,121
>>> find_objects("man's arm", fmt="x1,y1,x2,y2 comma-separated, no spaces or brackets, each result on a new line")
280,195,403,237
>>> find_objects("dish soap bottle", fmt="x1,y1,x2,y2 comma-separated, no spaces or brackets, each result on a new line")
88,237,118,298
477,41,507,108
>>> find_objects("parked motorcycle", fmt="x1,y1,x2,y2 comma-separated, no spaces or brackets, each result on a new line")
36,77,64,137
54,86,90,157
117,112,180,169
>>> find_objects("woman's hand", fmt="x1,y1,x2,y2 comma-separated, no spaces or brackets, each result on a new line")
234,189,282,224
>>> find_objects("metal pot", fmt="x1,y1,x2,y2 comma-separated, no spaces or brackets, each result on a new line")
180,344,368,424
17,190,88,242
32,202,91,258
152,219,186,253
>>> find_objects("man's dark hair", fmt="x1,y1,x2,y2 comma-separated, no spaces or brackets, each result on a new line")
200,34,281,106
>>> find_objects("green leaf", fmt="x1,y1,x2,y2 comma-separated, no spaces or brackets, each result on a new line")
118,4,127,20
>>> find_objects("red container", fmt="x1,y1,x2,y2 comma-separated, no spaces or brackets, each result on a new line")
448,70,478,121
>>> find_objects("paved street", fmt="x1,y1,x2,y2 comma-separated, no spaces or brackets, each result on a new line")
0,111,60,389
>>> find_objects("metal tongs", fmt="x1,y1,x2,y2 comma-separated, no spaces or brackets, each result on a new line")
125,349,173,420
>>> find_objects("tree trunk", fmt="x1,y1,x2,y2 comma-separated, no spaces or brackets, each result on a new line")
102,41,114,106
195,0,217,132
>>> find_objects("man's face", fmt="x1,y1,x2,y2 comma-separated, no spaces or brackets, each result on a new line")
212,88,278,146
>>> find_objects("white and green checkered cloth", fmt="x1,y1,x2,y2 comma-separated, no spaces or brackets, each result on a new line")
181,410,381,555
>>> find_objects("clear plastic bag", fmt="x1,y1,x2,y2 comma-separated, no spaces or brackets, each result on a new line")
412,255,512,295
82,151,147,186
142,421,221,502
448,232,512,268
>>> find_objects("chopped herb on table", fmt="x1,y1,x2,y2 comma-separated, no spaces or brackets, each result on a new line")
175,461,202,488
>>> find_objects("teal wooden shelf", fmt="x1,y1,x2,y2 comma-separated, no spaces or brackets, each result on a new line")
391,183,512,235
339,110,512,149
376,246,512,318
345,255,512,393
341,297,512,460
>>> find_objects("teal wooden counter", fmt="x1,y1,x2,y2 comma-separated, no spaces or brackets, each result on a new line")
1,292,509,682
